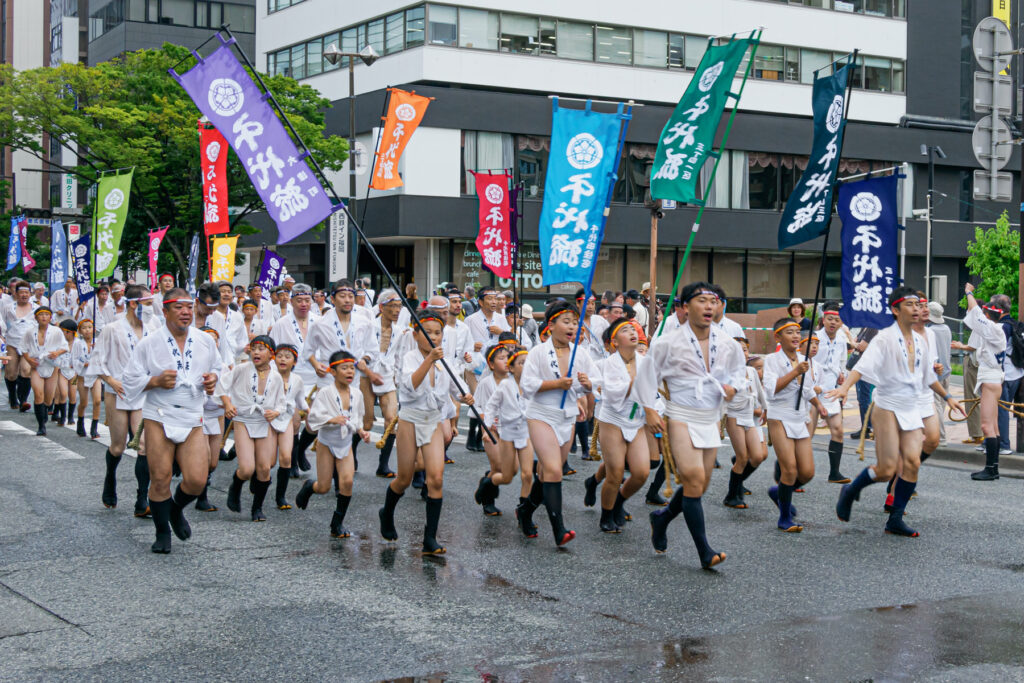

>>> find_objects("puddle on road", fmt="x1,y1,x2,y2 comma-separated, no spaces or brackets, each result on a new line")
381,592,1024,681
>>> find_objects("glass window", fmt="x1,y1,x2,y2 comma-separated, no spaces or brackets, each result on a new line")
796,0,831,6
892,59,904,92
746,252,790,299
625,246,677,300
452,241,488,292
539,18,556,55
863,55,891,91
367,18,385,54
385,12,404,54
458,8,497,50
842,53,863,88
669,33,684,68
128,0,145,20
591,246,626,294
500,13,537,54
684,35,706,68
406,6,425,47
754,44,784,80
289,44,305,79
794,253,824,299
306,38,322,76
863,0,892,16
222,3,254,32
596,25,632,65
270,49,288,76
800,49,830,83
340,27,356,54
784,46,799,81
428,5,456,46
321,32,340,70
747,153,779,210
209,2,222,27
161,0,193,26
557,20,592,61
712,250,744,299
517,135,549,198
634,29,667,68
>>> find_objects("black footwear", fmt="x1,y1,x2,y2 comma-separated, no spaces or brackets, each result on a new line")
195,492,217,513
474,475,490,506
848,429,872,440
150,499,172,554
827,440,850,483
612,492,630,527
767,485,797,519
102,450,120,508
483,503,502,516
971,437,1001,480
884,510,919,537
275,467,292,509
295,480,315,509
583,475,599,508
422,496,446,555
226,473,244,513
379,486,402,541
76,416,86,437
134,491,152,518
562,461,577,476
646,459,668,506
599,508,621,533
293,428,315,470
169,488,195,541
835,483,859,522
34,404,46,435
971,466,1000,481
650,508,671,553
219,448,232,462
515,497,539,538
542,482,575,547
90,419,99,439
723,470,747,509
330,512,350,538
250,478,270,522
376,434,396,478
411,470,425,489
722,492,747,508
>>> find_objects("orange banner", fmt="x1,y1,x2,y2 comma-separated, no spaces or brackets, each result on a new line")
369,88,432,190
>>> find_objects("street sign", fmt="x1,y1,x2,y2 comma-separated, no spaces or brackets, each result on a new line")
661,199,677,210
974,71,1013,115
974,16,1015,73
328,210,348,281
974,170,1014,202
971,115,1014,170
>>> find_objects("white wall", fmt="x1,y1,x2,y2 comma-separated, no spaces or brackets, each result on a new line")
11,1,46,209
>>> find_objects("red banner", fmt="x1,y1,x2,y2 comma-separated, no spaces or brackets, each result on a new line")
148,226,168,292
472,171,512,279
17,216,34,273
369,88,432,191
200,122,229,235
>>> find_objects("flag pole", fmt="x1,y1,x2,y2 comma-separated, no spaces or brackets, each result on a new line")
215,26,497,443
793,49,858,409
560,101,634,409
654,28,762,339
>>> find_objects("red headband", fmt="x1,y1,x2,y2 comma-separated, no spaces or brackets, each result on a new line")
162,297,193,307
823,310,840,316
329,358,356,367
890,295,920,308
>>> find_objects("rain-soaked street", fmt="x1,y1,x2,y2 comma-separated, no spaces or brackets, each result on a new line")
2,408,1024,681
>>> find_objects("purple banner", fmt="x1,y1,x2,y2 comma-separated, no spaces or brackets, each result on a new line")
256,249,285,292
509,185,521,269
170,39,336,243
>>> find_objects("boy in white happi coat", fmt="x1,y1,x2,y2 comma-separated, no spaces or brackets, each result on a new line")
810,302,851,484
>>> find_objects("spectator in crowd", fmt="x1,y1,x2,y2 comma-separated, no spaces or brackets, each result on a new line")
788,298,811,331
951,335,984,445
520,303,538,346
927,301,952,445
405,283,419,310
601,290,615,306
994,294,1022,455
462,285,478,315
362,277,375,304
847,326,879,440
625,289,648,330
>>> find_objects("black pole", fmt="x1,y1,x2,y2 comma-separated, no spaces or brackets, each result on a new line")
355,86,393,279
217,28,495,442
794,49,858,409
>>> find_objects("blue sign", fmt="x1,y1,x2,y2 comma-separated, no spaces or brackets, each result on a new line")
6,217,20,271
838,175,899,330
778,62,850,249
538,99,629,286
70,234,95,303
49,220,68,294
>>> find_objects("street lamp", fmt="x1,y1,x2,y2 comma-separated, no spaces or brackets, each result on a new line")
920,143,947,301
323,43,379,281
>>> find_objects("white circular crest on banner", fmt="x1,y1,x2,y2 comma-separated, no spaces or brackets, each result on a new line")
269,257,280,269
566,133,603,170
395,103,417,122
206,141,222,163
104,189,125,211
217,243,232,256
484,184,504,204
698,62,725,92
150,237,161,250
826,95,844,134
74,244,87,258
208,78,245,117
849,192,882,222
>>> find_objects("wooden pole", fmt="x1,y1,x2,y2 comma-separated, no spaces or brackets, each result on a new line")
648,205,660,339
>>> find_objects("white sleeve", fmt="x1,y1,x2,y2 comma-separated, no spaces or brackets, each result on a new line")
306,389,335,433
520,347,545,401
762,354,785,400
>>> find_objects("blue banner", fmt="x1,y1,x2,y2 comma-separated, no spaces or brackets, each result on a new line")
778,62,850,249
49,220,68,294
186,233,200,298
70,234,95,303
6,217,20,271
538,99,628,286
838,175,899,330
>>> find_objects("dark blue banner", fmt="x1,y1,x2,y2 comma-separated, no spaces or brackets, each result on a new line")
186,233,200,298
838,175,899,330
778,62,850,249
70,234,95,303
49,220,68,295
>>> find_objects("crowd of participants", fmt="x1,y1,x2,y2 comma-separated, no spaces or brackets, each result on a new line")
11,271,1020,568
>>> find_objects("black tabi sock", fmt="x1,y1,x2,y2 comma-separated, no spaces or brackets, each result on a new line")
541,482,567,536
383,484,403,515
777,483,795,524
740,462,758,480
468,417,479,447
332,467,340,494
795,476,809,489
34,404,47,430
528,477,544,506
985,437,1000,467
335,492,351,519
680,495,714,560
891,477,917,512
424,495,443,542
380,432,396,462
849,467,877,497
886,473,897,495
828,439,844,475
276,467,291,500
250,478,270,512
151,498,171,535
727,470,742,499
5,378,16,404
16,376,30,404
173,484,198,510
649,459,666,492
105,449,121,477
666,486,686,520
919,449,933,463
295,427,317,455
773,460,781,484
135,454,150,495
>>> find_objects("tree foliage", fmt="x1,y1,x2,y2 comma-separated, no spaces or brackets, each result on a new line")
963,210,1018,317
0,43,348,282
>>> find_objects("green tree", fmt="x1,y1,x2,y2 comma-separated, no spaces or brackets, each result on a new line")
0,43,348,282
963,210,1019,317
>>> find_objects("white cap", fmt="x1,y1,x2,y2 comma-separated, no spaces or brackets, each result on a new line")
521,303,534,317
789,297,804,306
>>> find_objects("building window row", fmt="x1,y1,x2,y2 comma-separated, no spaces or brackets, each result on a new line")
267,0,304,14
755,0,906,18
265,4,904,94
89,0,255,43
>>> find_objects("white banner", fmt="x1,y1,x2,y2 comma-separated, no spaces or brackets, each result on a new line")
328,210,348,282
62,173,76,209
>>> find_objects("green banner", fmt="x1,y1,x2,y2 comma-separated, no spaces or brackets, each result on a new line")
92,169,134,281
650,38,752,204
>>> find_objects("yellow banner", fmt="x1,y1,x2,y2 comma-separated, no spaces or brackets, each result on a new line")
994,0,1011,25
211,235,238,282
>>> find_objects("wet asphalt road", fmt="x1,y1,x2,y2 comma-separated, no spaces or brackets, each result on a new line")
2,409,1024,682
